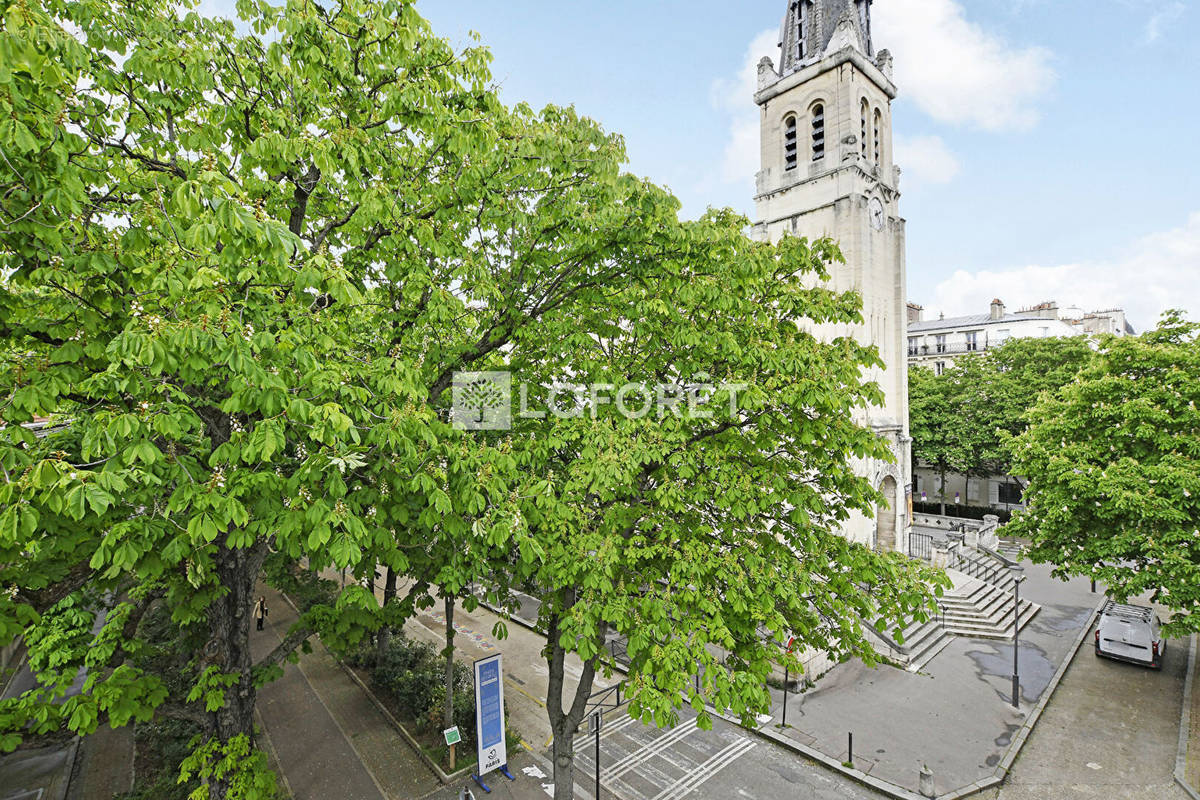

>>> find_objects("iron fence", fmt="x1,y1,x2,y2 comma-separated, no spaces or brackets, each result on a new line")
909,530,935,561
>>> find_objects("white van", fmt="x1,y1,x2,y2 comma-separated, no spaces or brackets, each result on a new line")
1094,601,1166,669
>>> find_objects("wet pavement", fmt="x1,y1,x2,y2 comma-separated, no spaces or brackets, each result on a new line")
761,559,1104,795
977,619,1190,800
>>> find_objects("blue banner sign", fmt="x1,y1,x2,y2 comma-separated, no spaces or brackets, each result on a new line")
473,654,507,775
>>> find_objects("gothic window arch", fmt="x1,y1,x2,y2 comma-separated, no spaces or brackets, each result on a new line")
783,114,798,171
811,103,825,161
873,108,882,165
860,99,870,159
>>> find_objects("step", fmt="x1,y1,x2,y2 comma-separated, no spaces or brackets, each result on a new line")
941,597,1036,626
907,630,954,672
944,604,1040,639
957,566,1018,591
943,588,1014,620
900,620,945,653
997,539,1025,559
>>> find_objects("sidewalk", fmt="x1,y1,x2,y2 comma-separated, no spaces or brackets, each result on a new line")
375,578,618,754
256,571,621,800
979,622,1189,800
753,560,1099,796
0,611,108,800
1184,635,1200,796
253,585,442,800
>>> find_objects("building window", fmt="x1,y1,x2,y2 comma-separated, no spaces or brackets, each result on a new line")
783,115,798,171
873,108,882,164
811,104,825,161
860,100,869,159
996,329,1010,342
935,361,946,376
998,480,1024,506
907,337,918,356
965,331,979,352
935,334,947,354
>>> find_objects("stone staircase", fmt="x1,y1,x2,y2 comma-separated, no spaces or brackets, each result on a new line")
896,614,953,673
879,541,1042,672
942,544,1041,639
996,539,1025,561
938,576,1039,639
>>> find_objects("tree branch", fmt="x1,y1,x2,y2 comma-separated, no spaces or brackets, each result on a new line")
253,621,314,671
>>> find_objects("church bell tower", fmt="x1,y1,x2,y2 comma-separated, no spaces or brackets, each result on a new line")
753,0,910,552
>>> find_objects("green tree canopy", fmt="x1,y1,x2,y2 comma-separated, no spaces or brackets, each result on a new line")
909,336,1094,511
0,0,510,794
502,223,946,798
1007,312,1200,635
1,2,947,798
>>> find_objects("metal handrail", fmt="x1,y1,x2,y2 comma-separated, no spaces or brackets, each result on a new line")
585,680,629,718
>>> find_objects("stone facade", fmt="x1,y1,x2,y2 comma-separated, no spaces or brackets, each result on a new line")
752,1,910,552
907,298,1134,373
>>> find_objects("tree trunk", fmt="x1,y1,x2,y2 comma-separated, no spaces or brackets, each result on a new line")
442,594,456,732
544,597,598,800
376,565,397,662
203,540,268,799
551,717,578,800
939,464,948,516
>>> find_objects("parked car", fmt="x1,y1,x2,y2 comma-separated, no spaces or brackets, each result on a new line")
1094,601,1166,669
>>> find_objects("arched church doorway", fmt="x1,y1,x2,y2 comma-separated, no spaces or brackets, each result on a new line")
877,476,898,552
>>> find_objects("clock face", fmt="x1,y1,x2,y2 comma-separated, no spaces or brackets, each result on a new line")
869,198,885,231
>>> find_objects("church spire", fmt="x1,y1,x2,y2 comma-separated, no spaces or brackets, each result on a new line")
777,0,874,76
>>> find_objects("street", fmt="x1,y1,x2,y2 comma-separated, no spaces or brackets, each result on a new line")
979,622,1191,800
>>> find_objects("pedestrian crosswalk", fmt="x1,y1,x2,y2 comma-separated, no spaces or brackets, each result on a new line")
572,713,756,800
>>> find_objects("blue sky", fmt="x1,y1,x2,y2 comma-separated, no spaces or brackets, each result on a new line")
205,1,1200,330
415,0,1199,330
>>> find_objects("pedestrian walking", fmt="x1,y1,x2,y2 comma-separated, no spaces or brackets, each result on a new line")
253,596,268,631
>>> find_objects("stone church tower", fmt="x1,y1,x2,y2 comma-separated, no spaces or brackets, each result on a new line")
752,0,910,552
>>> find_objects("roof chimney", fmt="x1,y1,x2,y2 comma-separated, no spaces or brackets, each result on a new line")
990,298,1005,321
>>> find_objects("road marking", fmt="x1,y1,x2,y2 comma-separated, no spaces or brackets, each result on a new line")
505,677,546,708
573,712,638,747
649,738,756,800
606,719,700,782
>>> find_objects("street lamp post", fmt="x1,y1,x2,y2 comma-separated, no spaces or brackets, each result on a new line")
590,712,601,800
1011,571,1027,709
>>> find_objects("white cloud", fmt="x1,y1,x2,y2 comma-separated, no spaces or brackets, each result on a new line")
710,29,777,193
1141,2,1186,44
873,0,1056,131
893,135,961,186
928,212,1200,330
